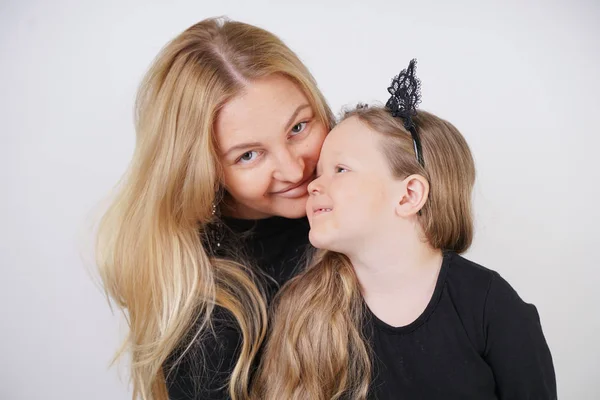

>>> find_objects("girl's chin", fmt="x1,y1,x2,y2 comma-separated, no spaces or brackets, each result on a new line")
308,228,336,251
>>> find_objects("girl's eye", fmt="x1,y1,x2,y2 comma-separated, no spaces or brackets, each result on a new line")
335,166,349,173
290,121,308,135
237,150,260,164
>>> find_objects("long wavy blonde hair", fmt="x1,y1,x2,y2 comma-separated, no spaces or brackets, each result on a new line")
253,106,476,399
96,18,333,400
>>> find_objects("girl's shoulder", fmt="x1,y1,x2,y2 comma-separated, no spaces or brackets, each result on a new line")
446,252,529,309
444,251,540,336
444,251,497,301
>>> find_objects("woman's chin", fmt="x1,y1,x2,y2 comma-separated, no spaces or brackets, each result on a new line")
285,209,308,219
273,196,309,219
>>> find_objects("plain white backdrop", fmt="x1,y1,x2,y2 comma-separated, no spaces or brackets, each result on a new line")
1,0,599,399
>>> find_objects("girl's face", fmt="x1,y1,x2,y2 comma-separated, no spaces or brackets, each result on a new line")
216,74,328,219
306,116,400,253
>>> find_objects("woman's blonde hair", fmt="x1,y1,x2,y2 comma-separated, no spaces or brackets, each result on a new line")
254,106,475,399
96,17,333,400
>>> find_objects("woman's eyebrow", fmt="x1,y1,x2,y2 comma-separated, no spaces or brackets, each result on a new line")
223,141,262,158
223,104,312,157
282,104,311,131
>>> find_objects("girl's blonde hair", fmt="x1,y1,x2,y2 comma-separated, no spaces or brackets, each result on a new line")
254,106,475,399
96,17,333,400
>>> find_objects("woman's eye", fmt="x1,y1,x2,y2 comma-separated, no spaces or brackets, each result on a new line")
237,151,260,164
335,166,349,173
290,121,308,135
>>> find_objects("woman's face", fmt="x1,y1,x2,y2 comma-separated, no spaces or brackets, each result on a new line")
216,74,328,219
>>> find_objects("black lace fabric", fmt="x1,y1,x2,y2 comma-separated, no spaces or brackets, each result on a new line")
385,58,424,166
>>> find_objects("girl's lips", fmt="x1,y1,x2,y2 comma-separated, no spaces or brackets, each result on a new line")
312,207,332,216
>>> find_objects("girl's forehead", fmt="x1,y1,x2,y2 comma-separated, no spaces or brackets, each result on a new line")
320,118,386,168
323,118,376,152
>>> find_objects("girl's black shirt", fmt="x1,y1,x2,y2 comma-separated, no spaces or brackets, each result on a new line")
367,251,556,400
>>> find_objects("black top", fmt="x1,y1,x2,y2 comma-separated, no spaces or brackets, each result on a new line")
367,251,556,400
165,216,310,400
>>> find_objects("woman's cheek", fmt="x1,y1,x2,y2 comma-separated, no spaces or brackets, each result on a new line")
231,165,271,195
304,136,327,169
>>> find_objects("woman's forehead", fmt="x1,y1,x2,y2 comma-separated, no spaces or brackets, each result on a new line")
215,75,311,147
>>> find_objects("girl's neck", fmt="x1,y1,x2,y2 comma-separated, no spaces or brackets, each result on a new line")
348,232,444,327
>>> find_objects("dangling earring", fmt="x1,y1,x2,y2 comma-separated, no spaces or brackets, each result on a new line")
210,202,223,248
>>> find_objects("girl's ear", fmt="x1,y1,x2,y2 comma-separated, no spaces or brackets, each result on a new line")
395,174,429,217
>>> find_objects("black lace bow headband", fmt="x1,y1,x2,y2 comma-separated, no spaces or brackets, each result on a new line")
385,58,424,166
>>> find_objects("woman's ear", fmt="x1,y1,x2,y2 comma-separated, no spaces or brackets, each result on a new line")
395,174,429,217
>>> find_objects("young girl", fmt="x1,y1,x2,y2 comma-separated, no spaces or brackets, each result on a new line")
254,60,557,399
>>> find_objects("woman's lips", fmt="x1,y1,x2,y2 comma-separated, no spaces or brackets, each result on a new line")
272,176,313,199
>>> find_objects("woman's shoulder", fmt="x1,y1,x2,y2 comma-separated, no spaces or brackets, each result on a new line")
168,305,242,365
165,305,243,399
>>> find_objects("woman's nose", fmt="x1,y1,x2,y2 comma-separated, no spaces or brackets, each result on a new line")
273,147,305,183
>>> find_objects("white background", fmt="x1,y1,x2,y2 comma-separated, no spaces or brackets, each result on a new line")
1,0,599,399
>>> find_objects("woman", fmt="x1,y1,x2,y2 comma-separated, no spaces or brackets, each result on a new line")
96,17,333,400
